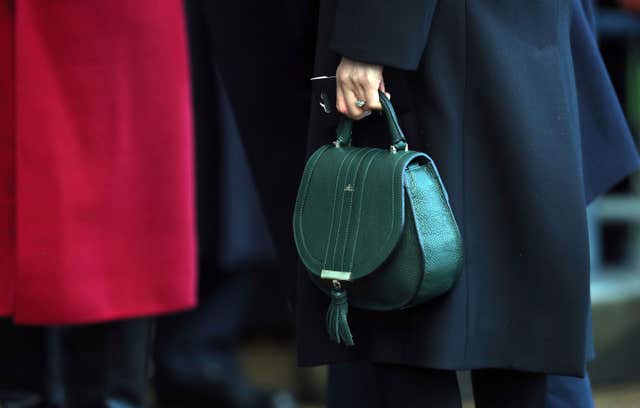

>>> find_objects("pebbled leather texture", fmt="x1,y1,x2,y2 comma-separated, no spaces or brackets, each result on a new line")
405,162,463,305
293,94,462,313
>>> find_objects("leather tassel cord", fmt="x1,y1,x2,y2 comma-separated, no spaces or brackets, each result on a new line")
326,286,355,346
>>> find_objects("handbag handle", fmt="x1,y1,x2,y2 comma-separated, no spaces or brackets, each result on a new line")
334,91,408,152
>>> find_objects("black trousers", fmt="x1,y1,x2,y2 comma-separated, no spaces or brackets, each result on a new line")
0,320,46,402
56,319,153,408
328,363,549,408
0,318,153,407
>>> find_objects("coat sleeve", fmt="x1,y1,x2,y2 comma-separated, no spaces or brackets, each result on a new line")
330,0,437,70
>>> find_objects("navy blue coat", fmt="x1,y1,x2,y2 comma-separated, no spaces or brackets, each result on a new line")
296,0,640,377
328,361,596,407
574,0,639,201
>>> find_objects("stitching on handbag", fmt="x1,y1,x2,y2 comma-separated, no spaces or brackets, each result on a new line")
325,149,361,269
329,149,366,269
296,146,332,264
320,148,354,268
297,147,422,271
338,149,380,271
331,149,362,268
335,170,357,271
350,151,410,272
345,150,384,273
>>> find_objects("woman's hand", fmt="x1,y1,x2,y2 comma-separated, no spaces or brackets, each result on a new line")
336,57,390,120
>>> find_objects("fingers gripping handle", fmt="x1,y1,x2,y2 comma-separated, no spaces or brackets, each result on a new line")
335,91,408,152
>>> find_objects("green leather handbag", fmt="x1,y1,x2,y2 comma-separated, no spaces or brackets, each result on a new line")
293,92,462,346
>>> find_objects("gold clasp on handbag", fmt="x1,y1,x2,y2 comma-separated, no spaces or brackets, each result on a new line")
333,140,353,148
321,269,352,281
390,144,409,153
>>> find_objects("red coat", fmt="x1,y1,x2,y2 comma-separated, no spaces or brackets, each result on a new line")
0,0,197,324
620,1,640,12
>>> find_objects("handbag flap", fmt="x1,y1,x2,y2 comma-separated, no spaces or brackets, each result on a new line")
293,144,428,281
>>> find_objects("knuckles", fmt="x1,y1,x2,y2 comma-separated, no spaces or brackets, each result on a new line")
337,69,381,89
337,70,350,82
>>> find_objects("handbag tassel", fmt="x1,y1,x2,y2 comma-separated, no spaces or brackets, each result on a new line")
326,283,355,346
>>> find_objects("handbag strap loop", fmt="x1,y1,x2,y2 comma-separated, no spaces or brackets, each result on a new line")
335,91,408,152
